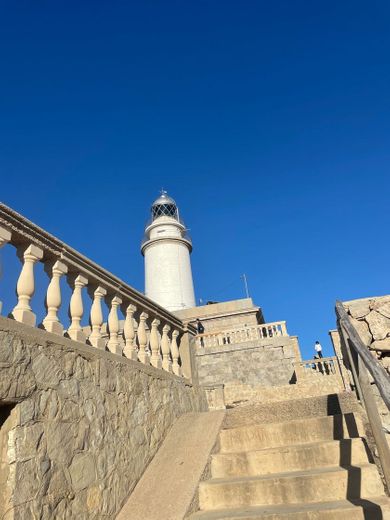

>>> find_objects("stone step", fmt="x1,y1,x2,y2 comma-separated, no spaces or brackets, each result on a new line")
211,438,372,478
223,393,360,430
189,497,390,519
219,413,363,453
199,464,384,511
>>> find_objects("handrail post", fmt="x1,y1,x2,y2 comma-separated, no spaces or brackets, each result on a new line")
339,321,364,401
357,354,390,491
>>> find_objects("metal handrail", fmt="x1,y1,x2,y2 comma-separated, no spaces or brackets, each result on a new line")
335,300,390,491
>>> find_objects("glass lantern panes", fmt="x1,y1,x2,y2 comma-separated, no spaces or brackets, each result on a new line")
152,203,178,220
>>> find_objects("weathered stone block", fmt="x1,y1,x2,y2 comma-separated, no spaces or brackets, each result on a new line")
370,338,390,352
69,453,97,492
32,353,64,389
348,300,371,319
366,311,390,341
350,317,372,345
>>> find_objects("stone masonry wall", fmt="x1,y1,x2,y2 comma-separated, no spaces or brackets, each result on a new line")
0,316,207,519
339,295,390,439
196,312,259,334
195,336,296,391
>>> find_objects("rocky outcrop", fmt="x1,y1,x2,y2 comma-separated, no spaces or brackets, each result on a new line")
342,295,390,435
344,296,390,370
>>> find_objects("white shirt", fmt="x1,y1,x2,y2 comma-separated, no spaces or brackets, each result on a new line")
315,343,322,352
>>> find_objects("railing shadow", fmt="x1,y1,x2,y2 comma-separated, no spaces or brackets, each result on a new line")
328,394,383,519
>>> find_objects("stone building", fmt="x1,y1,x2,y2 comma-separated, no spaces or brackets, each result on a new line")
174,298,304,405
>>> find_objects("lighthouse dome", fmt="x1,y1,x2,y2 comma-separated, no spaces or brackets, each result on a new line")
151,190,179,221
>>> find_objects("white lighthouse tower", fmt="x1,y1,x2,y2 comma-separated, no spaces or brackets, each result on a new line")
141,191,196,311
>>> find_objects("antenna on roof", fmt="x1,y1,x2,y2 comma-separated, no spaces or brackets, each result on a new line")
241,273,250,298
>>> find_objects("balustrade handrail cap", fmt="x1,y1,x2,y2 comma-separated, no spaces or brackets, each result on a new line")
296,356,337,364
258,320,287,326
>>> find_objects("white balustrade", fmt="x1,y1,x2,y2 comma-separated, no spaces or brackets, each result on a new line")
171,329,181,376
196,320,288,348
161,324,172,372
123,304,137,360
0,203,188,378
297,356,341,380
137,312,149,364
11,244,44,326
107,295,122,355
42,260,68,334
68,274,88,342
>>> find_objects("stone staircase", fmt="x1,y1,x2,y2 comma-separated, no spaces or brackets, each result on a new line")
189,395,390,519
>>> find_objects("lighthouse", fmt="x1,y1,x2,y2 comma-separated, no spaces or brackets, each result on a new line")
141,191,196,311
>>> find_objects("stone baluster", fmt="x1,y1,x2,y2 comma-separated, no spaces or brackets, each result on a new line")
281,322,288,336
11,244,44,326
123,304,137,360
42,260,68,334
89,285,107,349
0,226,11,250
171,329,181,376
107,295,122,355
137,312,149,364
68,274,88,342
161,324,172,372
150,318,162,368
0,226,12,315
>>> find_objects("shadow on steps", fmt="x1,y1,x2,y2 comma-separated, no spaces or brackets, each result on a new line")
329,394,384,520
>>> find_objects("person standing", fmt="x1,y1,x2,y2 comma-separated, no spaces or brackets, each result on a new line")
196,319,205,347
196,319,205,334
314,340,323,358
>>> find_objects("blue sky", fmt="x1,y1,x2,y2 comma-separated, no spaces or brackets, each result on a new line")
1,1,389,358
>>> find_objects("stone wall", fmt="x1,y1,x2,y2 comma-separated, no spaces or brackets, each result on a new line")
0,316,207,519
174,298,263,333
335,295,390,437
195,336,297,397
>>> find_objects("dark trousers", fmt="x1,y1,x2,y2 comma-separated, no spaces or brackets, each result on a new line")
318,351,323,358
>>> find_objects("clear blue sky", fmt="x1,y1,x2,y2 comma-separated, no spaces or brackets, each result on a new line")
1,1,389,358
